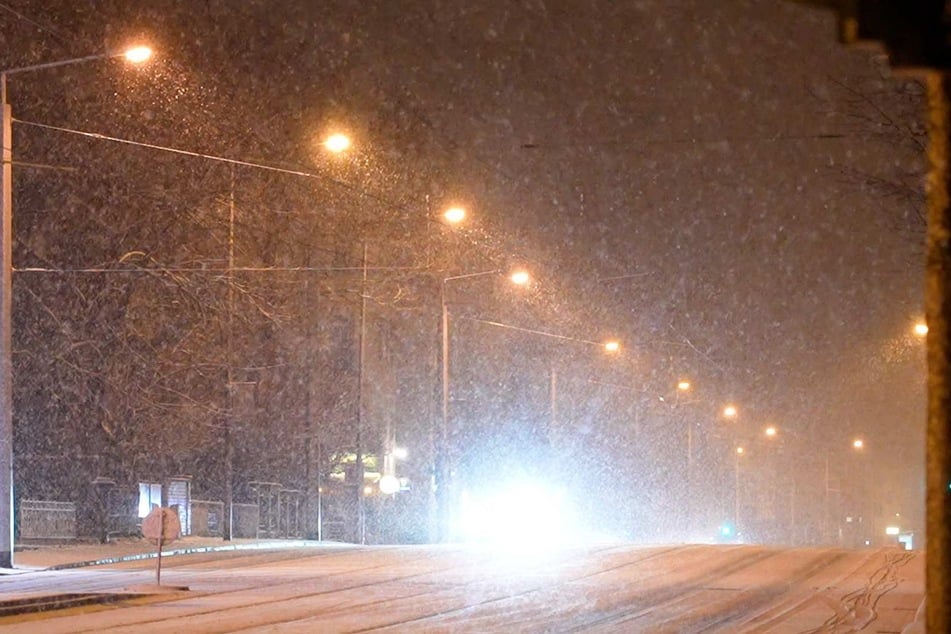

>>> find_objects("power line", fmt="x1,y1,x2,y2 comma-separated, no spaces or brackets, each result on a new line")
458,316,604,348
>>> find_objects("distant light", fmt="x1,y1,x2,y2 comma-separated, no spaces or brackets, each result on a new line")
123,46,153,64
392,446,408,460
443,207,466,224
677,380,691,392
736,446,745,455
378,475,400,495
885,526,901,536
853,439,864,450
764,426,778,438
604,340,620,353
723,405,738,419
324,133,352,153
510,270,531,286
363,485,374,496
914,322,928,337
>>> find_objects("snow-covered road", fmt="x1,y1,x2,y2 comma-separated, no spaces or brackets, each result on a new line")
0,543,925,632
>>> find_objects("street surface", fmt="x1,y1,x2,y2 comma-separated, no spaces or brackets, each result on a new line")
0,543,925,632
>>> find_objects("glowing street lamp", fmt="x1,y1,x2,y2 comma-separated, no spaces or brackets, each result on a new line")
123,46,153,64
853,438,865,450
443,206,466,224
437,268,531,541
764,425,778,438
734,445,746,530
510,269,531,286
603,340,621,353
0,44,154,568
914,321,928,337
323,132,352,153
672,377,694,532
723,405,738,419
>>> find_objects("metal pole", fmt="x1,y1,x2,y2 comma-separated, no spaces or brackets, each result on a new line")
355,242,368,544
0,73,13,567
0,51,148,569
222,165,235,541
434,269,501,543
437,281,449,542
824,454,830,545
789,479,796,545
316,441,323,541
686,416,693,535
733,450,740,533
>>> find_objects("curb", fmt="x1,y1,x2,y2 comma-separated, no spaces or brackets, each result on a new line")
0,592,133,617
0,540,342,616
46,539,331,570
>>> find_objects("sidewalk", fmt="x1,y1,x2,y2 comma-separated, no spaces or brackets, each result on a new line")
8,536,329,571
0,536,345,616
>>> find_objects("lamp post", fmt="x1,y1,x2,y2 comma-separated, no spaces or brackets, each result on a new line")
550,340,621,445
0,46,152,567
821,438,866,545
674,381,693,480
669,380,694,533
719,404,739,534
436,268,530,542
734,445,745,532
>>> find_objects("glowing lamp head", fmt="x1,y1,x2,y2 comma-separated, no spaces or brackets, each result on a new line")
324,133,352,153
677,380,691,392
510,270,531,286
604,340,620,353
914,322,928,337
764,426,778,438
723,405,738,419
443,207,466,224
736,446,745,455
853,438,864,450
123,46,153,64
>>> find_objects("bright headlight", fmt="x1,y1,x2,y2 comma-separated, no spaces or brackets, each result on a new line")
455,479,579,548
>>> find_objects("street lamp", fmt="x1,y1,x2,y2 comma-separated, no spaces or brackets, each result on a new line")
823,438,867,545
734,445,745,532
437,268,530,542
323,132,352,154
443,206,466,224
0,45,153,568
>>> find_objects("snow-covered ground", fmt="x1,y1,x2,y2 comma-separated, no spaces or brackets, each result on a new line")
0,540,925,632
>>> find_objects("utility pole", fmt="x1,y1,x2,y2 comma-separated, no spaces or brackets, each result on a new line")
222,165,236,541
303,250,321,540
355,242,368,544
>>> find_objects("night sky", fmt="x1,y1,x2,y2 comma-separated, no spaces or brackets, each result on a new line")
1,1,926,537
